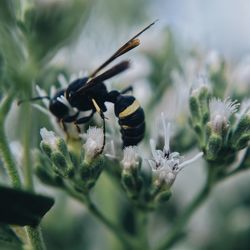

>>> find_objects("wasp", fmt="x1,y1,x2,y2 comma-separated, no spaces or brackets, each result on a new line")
19,22,156,147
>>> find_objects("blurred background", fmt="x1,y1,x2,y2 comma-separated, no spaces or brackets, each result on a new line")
1,0,250,249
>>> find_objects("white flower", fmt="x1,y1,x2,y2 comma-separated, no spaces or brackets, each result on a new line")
209,97,240,132
82,127,104,162
40,128,59,150
148,113,203,187
121,146,140,170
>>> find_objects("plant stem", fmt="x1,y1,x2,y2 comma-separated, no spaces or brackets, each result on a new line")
136,209,149,250
22,102,34,190
65,187,135,249
26,226,46,250
0,93,22,188
85,195,134,249
156,168,215,250
22,102,45,250
0,93,46,250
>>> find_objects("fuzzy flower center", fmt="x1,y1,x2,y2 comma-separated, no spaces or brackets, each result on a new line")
40,128,58,150
209,97,239,132
121,146,139,170
82,127,104,161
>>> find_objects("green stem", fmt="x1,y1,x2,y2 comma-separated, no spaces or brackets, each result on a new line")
0,93,46,250
65,187,135,249
0,93,22,188
26,226,46,250
156,168,215,250
85,195,134,249
22,103,45,250
136,209,149,250
22,102,34,190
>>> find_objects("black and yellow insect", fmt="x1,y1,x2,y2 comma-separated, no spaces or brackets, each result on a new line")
19,22,155,147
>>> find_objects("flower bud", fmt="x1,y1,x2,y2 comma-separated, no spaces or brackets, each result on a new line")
190,84,210,126
82,127,104,164
121,146,141,171
40,128,70,158
121,171,143,200
208,97,239,135
189,95,201,124
76,157,104,191
57,138,68,156
120,146,143,199
206,133,222,160
155,190,172,204
40,141,52,158
35,165,64,188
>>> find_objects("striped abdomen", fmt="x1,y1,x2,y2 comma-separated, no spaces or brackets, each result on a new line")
114,95,145,147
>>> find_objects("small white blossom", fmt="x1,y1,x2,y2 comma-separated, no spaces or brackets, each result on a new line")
148,113,203,187
121,146,140,170
209,97,240,132
82,127,104,162
40,128,59,150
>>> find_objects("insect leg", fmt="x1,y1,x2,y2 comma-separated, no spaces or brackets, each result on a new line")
91,99,106,153
121,85,133,94
75,110,95,125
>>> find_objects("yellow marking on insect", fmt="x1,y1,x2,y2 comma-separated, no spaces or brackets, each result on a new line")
119,39,140,55
119,100,140,118
122,125,132,129
92,99,101,113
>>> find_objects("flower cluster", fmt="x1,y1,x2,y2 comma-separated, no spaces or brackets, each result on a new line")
148,113,203,188
37,126,104,192
189,83,250,162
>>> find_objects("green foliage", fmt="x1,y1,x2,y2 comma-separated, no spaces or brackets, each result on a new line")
0,224,23,250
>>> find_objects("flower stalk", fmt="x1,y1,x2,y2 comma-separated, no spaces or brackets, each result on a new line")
0,92,46,250
156,166,216,250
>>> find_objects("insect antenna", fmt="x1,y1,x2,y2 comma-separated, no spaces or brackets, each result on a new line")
17,96,51,106
89,21,157,78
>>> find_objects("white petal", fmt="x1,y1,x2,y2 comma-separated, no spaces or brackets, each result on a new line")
148,159,157,170
57,74,68,88
161,112,171,154
150,139,159,162
35,85,49,107
179,152,204,169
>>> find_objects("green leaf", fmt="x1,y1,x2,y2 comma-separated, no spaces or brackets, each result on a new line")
0,224,22,250
0,185,54,227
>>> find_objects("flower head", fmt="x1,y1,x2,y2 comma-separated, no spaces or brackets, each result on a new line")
82,127,104,162
148,113,203,188
209,97,240,133
40,128,59,151
121,146,140,170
